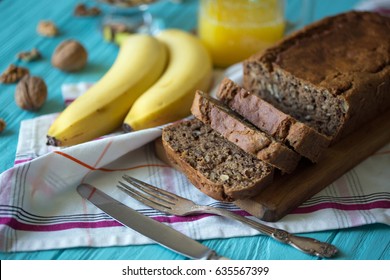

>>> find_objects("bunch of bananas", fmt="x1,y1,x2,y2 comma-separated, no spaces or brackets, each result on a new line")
47,29,213,146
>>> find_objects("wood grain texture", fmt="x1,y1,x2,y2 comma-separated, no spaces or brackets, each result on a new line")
235,110,390,221
1,224,388,259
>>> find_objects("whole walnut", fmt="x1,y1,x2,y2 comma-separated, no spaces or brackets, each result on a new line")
15,76,47,111
51,40,88,72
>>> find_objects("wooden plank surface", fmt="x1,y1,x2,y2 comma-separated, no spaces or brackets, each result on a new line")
235,110,390,222
2,0,387,262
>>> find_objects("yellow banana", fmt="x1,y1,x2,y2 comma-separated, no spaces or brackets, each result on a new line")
47,34,168,146
123,29,213,131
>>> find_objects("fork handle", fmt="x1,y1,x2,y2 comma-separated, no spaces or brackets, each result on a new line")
204,207,338,258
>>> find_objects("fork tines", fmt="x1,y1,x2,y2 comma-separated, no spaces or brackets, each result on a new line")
117,175,176,211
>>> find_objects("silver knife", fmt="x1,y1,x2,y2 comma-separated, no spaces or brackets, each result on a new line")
77,183,228,260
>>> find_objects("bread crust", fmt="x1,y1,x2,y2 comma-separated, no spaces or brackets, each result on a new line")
217,78,331,162
192,90,300,173
243,11,390,141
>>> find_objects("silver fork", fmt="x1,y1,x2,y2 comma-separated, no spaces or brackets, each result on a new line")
117,175,338,258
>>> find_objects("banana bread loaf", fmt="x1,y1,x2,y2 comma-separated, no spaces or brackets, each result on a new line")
243,11,390,140
191,90,300,173
217,78,331,162
162,119,274,201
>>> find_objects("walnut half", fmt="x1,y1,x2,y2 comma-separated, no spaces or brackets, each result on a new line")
37,20,58,37
0,64,29,84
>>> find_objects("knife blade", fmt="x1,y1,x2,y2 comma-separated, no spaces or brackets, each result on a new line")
77,183,227,260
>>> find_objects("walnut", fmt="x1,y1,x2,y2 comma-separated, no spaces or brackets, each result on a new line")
0,64,29,84
0,118,6,133
37,20,58,37
17,48,42,62
51,40,88,72
74,3,101,16
101,0,157,8
15,76,47,111
219,174,230,181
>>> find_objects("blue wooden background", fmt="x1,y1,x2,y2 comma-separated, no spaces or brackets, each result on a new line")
0,0,389,260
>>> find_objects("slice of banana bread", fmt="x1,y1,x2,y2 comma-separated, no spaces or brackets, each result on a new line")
191,90,300,173
162,119,274,201
243,11,390,140
217,78,331,162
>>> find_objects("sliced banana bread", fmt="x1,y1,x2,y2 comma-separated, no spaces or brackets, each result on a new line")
162,119,274,201
217,78,331,162
243,11,390,141
191,90,300,173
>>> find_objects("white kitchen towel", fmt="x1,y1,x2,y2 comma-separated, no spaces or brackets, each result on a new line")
355,0,390,14
0,63,389,253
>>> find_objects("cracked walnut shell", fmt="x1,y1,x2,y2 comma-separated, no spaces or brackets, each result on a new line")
0,64,29,84
51,40,88,72
15,76,47,111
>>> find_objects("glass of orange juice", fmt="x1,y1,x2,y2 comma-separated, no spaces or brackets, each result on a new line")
198,0,285,68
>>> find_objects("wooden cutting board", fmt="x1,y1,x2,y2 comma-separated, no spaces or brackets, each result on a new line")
235,110,390,222
155,110,390,223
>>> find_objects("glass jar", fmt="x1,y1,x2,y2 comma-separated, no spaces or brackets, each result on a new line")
198,0,285,68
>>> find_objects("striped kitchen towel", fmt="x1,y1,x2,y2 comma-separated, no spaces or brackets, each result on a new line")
0,64,389,252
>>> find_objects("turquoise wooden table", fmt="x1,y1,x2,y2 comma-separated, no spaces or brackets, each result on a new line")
0,0,389,260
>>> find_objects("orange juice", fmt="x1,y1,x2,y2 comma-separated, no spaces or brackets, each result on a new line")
198,0,285,68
